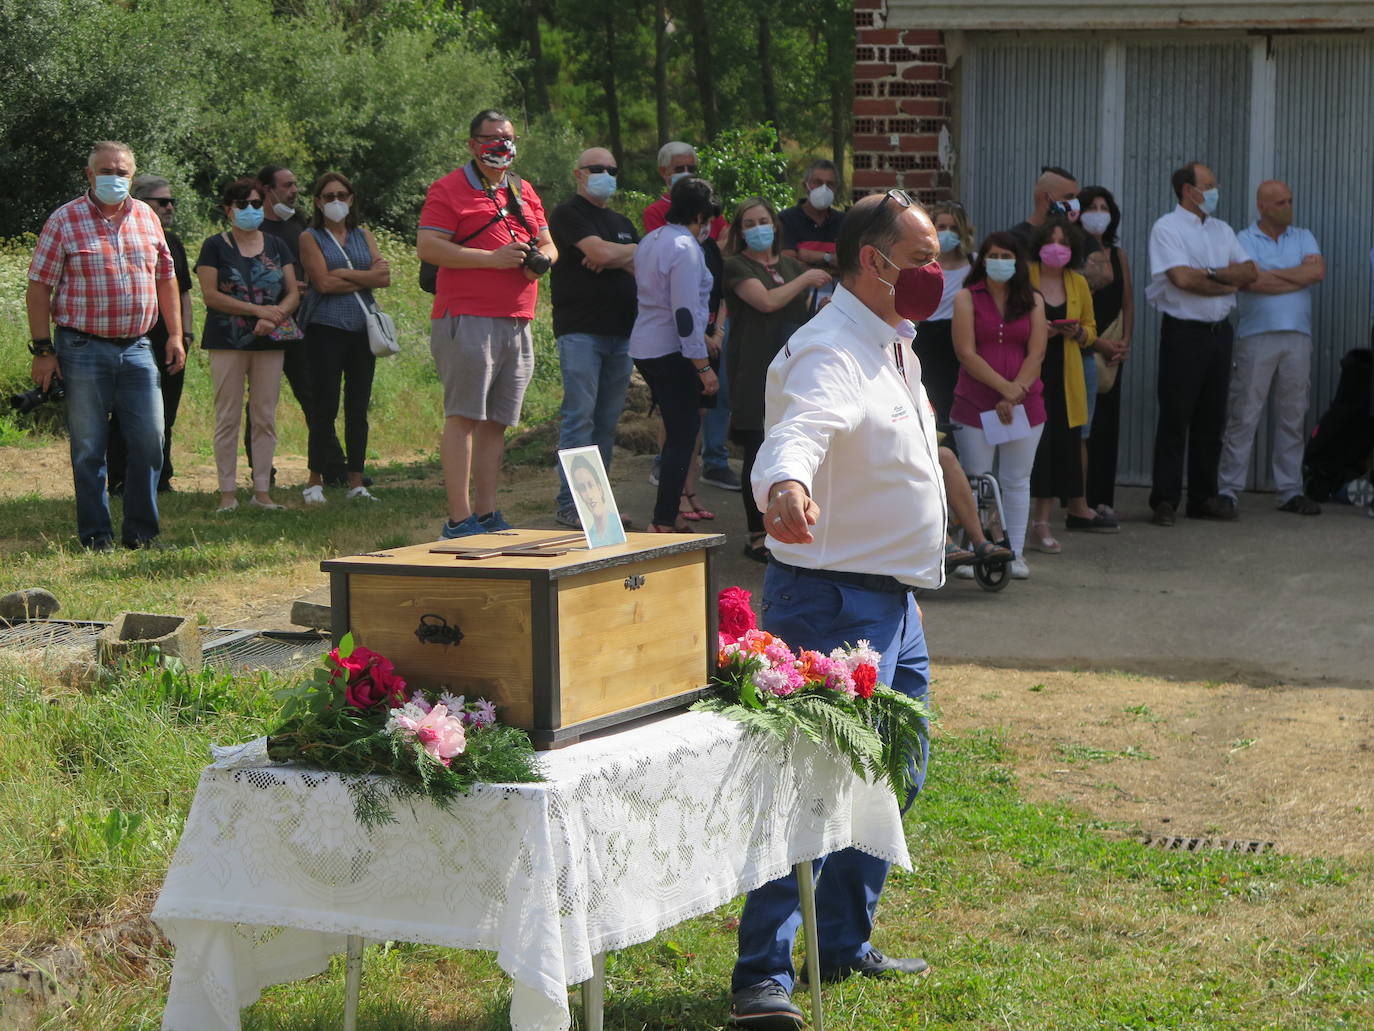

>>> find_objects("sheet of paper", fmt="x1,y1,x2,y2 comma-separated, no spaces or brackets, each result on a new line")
980,404,1033,445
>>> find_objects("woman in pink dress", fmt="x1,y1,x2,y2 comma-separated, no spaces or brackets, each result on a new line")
949,230,1048,579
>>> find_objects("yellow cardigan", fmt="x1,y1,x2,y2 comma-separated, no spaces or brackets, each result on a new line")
1029,265,1097,428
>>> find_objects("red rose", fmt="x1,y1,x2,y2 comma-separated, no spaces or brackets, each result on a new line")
853,663,877,700
718,587,757,641
371,665,410,708
345,674,390,710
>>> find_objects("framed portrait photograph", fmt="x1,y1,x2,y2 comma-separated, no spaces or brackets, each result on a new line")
558,446,627,549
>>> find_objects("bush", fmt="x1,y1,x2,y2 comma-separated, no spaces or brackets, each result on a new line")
696,125,794,221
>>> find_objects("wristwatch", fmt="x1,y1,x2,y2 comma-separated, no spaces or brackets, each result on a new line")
695,363,711,373
1205,266,1218,281
183,332,195,344
28,338,55,357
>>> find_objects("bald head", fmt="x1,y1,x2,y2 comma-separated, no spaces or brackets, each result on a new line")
574,146,618,205
1033,168,1078,217
1256,179,1293,230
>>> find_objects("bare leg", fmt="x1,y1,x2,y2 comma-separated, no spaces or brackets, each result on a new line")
938,447,987,547
441,414,476,522
471,419,507,516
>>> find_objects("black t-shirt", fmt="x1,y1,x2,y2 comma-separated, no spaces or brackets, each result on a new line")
147,230,192,347
549,194,640,337
261,212,308,265
779,202,845,256
195,233,297,350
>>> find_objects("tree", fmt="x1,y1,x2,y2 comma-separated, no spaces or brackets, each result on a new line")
683,0,720,141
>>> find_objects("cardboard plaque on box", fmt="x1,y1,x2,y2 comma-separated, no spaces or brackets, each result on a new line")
321,529,724,748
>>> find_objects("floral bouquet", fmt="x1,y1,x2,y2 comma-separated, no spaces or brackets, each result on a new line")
693,587,932,798
267,634,543,829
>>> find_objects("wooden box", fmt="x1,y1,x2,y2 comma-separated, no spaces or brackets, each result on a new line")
321,529,724,747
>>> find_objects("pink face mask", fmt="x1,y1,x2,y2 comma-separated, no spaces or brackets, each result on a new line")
1039,243,1072,268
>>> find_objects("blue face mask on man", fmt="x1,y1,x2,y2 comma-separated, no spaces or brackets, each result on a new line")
1198,186,1220,215
93,175,130,206
743,224,775,252
586,171,617,201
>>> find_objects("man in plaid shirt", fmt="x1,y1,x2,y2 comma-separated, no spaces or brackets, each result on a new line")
26,141,185,551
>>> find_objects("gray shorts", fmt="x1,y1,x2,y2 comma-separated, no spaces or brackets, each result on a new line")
430,315,534,425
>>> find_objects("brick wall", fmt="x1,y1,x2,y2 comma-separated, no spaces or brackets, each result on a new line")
852,0,952,204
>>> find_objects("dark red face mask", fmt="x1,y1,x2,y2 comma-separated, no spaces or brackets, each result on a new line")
876,251,944,323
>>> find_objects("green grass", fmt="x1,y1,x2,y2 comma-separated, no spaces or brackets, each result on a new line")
12,700,1372,1030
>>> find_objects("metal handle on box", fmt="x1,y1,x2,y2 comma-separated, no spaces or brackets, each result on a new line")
624,575,646,590
415,613,464,646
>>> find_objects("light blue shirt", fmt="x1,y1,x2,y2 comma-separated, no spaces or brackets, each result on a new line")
628,224,711,361
1235,222,1320,338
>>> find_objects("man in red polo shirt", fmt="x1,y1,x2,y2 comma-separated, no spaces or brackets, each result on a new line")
417,109,558,539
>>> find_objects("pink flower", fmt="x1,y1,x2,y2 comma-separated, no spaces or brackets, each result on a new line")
763,641,797,668
754,666,797,697
390,704,466,766
718,587,757,641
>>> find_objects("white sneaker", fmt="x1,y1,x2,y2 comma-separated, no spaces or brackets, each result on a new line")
302,485,326,505
953,565,974,580
346,485,378,502
1010,557,1030,579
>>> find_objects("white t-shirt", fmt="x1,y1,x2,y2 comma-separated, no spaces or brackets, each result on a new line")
1146,205,1251,322
930,261,972,322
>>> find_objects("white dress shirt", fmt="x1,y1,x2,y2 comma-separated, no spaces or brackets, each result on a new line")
1146,204,1251,323
750,284,947,589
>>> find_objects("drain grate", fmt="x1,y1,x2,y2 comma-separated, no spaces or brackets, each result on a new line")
0,620,327,675
202,630,328,673
1141,834,1275,854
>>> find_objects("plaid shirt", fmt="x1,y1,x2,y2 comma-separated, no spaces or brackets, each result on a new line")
28,193,174,339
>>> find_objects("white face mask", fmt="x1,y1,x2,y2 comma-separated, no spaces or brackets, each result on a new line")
272,202,296,220
322,199,351,223
1080,210,1112,236
808,184,834,211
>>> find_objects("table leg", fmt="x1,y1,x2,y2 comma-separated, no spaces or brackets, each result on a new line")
343,935,364,1031
794,861,824,1031
580,951,606,1031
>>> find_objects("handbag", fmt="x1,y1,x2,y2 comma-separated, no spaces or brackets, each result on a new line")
1094,312,1125,394
321,228,399,356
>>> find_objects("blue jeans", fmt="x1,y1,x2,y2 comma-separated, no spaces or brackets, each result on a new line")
701,320,731,471
56,328,164,546
732,561,930,994
554,333,633,509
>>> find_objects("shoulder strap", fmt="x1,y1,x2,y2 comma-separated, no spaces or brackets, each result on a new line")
318,227,371,317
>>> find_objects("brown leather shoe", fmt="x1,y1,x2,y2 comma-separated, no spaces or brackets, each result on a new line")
1150,501,1176,526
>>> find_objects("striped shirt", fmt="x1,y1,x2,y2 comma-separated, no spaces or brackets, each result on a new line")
28,193,174,339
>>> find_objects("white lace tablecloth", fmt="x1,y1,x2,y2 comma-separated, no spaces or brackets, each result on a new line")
153,710,910,1031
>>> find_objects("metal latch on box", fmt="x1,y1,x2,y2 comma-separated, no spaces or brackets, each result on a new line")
623,575,646,590
415,613,464,646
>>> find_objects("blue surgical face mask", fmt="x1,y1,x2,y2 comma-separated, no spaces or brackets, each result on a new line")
670,171,690,186
586,171,617,201
233,205,264,231
937,229,961,253
93,175,130,206
1199,187,1219,215
743,224,775,252
985,257,1017,283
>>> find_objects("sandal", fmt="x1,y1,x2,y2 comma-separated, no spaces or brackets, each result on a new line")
679,491,716,521
972,539,1013,562
944,540,976,566
1029,521,1062,554
650,521,694,534
743,533,770,564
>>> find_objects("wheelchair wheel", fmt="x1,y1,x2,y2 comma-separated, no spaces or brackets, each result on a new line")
973,557,1010,592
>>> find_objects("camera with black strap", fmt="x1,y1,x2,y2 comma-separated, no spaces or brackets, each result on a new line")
419,167,547,293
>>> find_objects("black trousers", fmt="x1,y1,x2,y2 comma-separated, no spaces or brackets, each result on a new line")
1086,367,1122,510
912,317,958,425
1150,314,1233,511
730,427,766,534
305,324,376,475
107,330,184,492
635,353,702,527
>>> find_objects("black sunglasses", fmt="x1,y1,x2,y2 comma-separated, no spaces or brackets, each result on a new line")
876,188,914,214
671,163,698,174
148,197,176,207
579,164,619,177
319,191,352,202
231,198,264,210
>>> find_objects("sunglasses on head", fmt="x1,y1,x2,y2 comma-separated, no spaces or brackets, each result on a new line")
231,198,264,210
876,188,914,214
579,164,619,177
148,197,175,207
